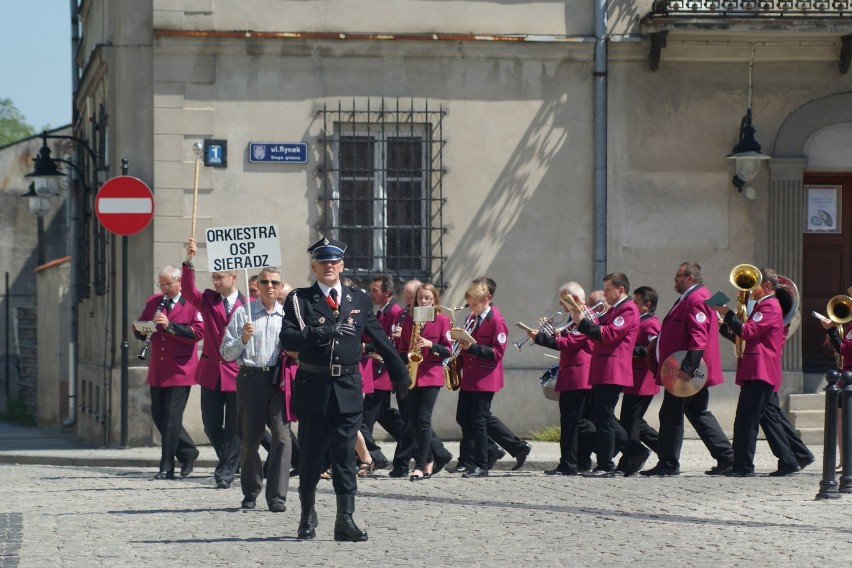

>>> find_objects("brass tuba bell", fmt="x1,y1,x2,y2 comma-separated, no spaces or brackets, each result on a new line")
827,294,852,368
729,264,763,358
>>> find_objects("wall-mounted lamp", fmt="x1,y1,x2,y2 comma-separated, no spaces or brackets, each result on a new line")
25,133,66,197
727,46,771,200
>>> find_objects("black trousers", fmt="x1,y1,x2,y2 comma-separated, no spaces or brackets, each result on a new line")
391,390,418,469
236,369,292,504
406,386,441,469
765,391,814,466
590,384,623,471
617,393,657,458
486,413,527,457
456,390,495,469
298,395,361,497
361,389,403,463
734,381,800,471
656,386,733,469
556,389,593,471
150,385,196,474
200,385,240,484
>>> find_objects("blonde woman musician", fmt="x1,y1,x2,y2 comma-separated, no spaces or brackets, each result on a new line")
398,283,453,481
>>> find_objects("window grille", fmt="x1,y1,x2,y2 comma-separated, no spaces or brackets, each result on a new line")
319,99,447,287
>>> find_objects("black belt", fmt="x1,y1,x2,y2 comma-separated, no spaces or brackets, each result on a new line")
239,365,275,374
298,361,358,377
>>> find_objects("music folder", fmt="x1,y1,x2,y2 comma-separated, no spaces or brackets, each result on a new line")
704,290,730,307
133,320,157,334
450,327,476,344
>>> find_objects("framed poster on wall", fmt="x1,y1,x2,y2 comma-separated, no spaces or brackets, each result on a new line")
804,185,841,233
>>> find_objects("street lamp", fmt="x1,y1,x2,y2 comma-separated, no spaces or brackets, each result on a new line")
25,133,66,197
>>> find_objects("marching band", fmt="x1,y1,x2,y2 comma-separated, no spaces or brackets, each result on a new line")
137,233,836,541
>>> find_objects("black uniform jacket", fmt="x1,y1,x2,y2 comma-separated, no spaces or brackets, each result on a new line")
280,283,408,415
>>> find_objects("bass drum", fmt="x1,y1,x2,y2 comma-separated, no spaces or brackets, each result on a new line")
538,365,560,401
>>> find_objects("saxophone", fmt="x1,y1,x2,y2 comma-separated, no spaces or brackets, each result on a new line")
407,321,424,389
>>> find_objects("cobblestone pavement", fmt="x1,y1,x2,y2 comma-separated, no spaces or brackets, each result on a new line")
0,438,850,567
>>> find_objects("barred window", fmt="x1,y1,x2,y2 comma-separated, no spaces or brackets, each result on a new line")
320,99,446,287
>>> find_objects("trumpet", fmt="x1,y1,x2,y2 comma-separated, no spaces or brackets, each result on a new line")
445,315,474,391
730,264,762,358
553,300,605,333
513,311,563,351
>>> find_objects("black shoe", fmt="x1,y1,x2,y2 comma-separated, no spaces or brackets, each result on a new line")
410,472,427,482
373,458,390,470
639,463,680,477
297,491,318,540
241,497,256,510
544,466,579,476
488,448,506,470
446,463,472,474
766,465,800,477
333,495,368,542
621,449,651,477
432,453,452,476
388,466,409,478
289,468,299,477
725,469,755,478
180,449,199,477
268,498,287,513
705,462,734,476
154,470,175,480
582,468,615,478
462,466,489,478
512,442,532,471
216,479,231,489
798,456,815,471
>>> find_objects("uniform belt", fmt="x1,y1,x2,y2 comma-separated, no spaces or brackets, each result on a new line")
239,365,275,374
298,361,358,377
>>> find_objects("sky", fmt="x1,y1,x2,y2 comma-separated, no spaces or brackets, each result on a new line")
0,1,73,132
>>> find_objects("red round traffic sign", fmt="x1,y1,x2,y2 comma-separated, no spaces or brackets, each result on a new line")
95,176,155,236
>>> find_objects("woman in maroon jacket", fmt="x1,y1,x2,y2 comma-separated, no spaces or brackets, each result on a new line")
399,283,453,481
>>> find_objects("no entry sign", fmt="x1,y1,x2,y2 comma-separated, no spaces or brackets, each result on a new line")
95,176,155,236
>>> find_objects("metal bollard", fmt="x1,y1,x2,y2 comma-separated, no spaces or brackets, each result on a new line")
841,371,852,494
816,370,841,500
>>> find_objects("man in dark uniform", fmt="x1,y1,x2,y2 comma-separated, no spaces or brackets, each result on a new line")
280,237,409,542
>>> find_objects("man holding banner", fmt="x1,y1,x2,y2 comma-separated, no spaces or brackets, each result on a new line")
280,237,409,542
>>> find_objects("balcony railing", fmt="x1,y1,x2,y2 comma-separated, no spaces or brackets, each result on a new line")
652,1,852,15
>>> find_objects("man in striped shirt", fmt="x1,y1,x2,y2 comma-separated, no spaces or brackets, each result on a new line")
221,267,292,512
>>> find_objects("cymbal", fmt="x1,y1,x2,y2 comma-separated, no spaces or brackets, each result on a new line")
660,350,707,398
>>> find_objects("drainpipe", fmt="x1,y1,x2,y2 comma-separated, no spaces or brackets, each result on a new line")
592,0,608,285
63,0,80,429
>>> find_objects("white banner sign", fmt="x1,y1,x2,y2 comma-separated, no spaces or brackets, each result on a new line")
205,224,281,272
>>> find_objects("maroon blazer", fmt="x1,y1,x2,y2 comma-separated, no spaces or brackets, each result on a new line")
735,295,785,391
656,285,724,388
535,328,593,391
459,308,508,392
586,297,639,388
181,263,245,392
278,354,298,422
399,312,452,388
625,312,661,396
372,300,405,391
360,355,375,394
137,293,203,388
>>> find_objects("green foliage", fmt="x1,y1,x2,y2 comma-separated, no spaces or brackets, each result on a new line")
0,98,36,146
529,424,560,442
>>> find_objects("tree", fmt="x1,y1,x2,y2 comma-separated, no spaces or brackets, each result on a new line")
0,98,35,146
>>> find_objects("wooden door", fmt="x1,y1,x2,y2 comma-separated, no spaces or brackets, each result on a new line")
802,174,852,371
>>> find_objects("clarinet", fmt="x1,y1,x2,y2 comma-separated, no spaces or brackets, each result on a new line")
138,294,169,360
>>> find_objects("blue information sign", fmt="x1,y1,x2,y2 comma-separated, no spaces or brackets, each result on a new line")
248,142,308,164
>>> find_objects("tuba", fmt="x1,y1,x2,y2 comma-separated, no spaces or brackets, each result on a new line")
730,264,762,358
826,294,852,368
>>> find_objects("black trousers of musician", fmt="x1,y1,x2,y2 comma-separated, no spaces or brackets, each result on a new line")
236,368,292,505
590,384,623,471
765,391,814,466
557,388,593,472
456,390,495,469
298,391,361,497
656,386,733,469
617,394,657,458
486,413,527,458
392,390,418,469
733,380,798,472
361,389,403,464
150,385,196,474
406,385,442,470
200,382,240,484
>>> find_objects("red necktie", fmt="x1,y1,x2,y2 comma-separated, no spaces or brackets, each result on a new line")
327,288,339,311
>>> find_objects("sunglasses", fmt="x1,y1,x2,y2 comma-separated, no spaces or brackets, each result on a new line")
259,279,281,286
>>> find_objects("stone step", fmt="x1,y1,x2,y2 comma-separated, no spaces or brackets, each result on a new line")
797,428,825,445
788,409,826,429
788,393,825,412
